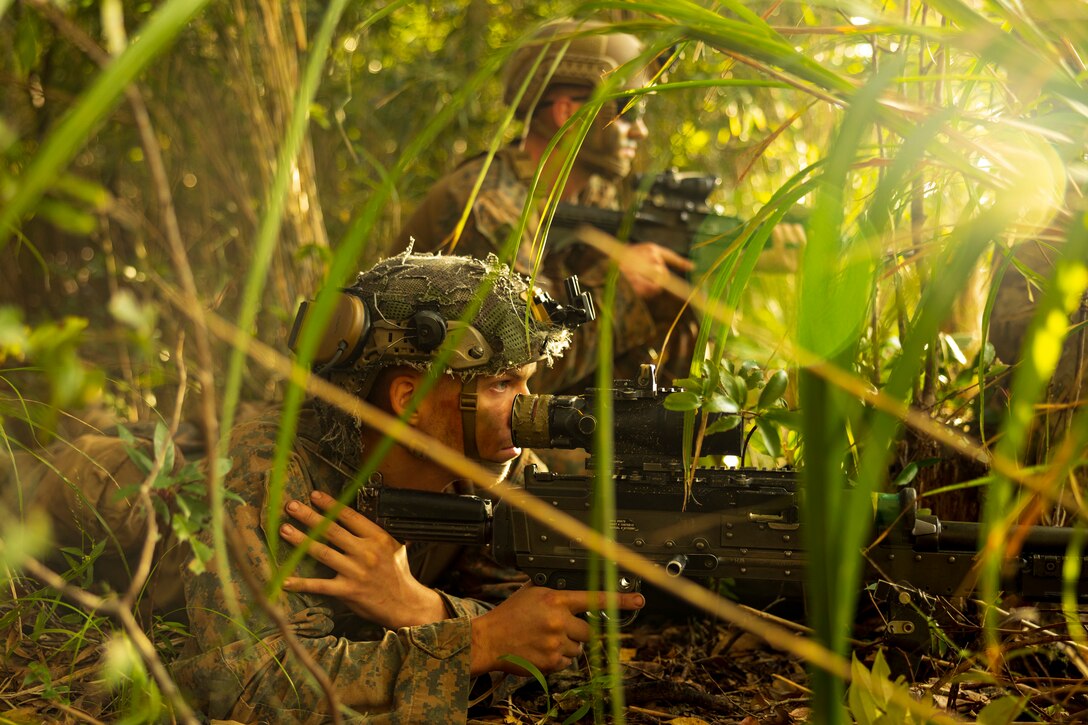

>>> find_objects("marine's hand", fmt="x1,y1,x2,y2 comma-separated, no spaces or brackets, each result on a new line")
469,584,645,676
618,242,694,298
279,490,446,629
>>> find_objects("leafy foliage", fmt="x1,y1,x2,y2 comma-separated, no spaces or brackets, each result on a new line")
2,0,1088,722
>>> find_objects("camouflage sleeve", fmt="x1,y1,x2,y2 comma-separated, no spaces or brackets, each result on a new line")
400,154,544,281
397,161,513,260
397,168,479,257
171,425,491,724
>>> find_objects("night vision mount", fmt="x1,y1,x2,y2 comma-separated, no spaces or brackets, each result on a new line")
532,276,596,328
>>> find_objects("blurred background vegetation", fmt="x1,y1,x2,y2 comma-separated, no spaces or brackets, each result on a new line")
1,0,1087,722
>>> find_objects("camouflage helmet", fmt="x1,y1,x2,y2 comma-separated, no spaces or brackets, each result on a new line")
291,250,575,397
503,19,648,115
291,251,579,462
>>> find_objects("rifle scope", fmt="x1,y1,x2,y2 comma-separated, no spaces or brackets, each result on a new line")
511,365,742,457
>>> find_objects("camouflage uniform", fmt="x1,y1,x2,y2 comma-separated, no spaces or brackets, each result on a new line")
0,423,193,618
170,404,534,723
399,146,693,395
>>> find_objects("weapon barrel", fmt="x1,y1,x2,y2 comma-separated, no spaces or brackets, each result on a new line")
939,520,1085,553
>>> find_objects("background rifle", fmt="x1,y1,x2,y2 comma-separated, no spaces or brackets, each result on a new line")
550,169,804,276
552,170,739,256
358,365,1088,648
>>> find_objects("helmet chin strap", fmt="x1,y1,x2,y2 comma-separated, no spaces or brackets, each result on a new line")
459,377,481,460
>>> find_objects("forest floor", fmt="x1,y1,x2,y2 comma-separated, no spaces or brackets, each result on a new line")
5,581,1088,723
475,599,1088,724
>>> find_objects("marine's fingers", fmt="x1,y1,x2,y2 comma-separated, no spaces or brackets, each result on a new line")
282,575,342,598
554,656,575,672
566,616,592,644
659,246,694,271
280,523,350,571
285,499,360,551
561,639,585,659
310,490,388,539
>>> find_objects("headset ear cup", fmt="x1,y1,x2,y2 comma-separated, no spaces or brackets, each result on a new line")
329,292,372,367
292,292,371,369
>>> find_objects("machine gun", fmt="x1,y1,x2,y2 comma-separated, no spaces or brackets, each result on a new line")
358,366,1088,647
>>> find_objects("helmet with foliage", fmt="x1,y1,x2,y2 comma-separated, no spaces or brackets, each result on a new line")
291,251,584,460
294,251,576,390
503,19,649,115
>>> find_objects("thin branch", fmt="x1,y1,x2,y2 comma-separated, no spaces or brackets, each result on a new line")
123,332,189,609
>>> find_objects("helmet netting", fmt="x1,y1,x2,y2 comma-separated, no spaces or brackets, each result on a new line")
313,251,571,465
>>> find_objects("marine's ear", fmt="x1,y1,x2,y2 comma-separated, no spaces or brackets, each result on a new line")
386,369,424,424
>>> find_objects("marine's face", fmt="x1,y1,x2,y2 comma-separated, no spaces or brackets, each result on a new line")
578,94,648,180
415,363,537,475
472,363,537,464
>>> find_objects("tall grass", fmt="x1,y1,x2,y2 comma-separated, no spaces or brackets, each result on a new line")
1,0,1086,722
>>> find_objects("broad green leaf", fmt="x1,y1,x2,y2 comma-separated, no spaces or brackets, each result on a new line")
189,537,212,566
847,653,879,725
0,510,51,581
738,359,763,388
13,9,42,81
0,306,27,361
562,701,593,725
113,484,141,501
672,377,706,393
152,421,176,476
722,373,747,408
757,370,789,409
705,415,741,436
108,289,156,337
754,417,781,458
498,653,550,696
52,173,112,211
33,199,98,236
27,316,87,350
891,462,919,487
663,390,701,411
101,633,145,688
214,456,234,477
704,393,738,414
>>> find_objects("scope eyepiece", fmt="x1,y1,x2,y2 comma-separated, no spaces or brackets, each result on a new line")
511,394,596,450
